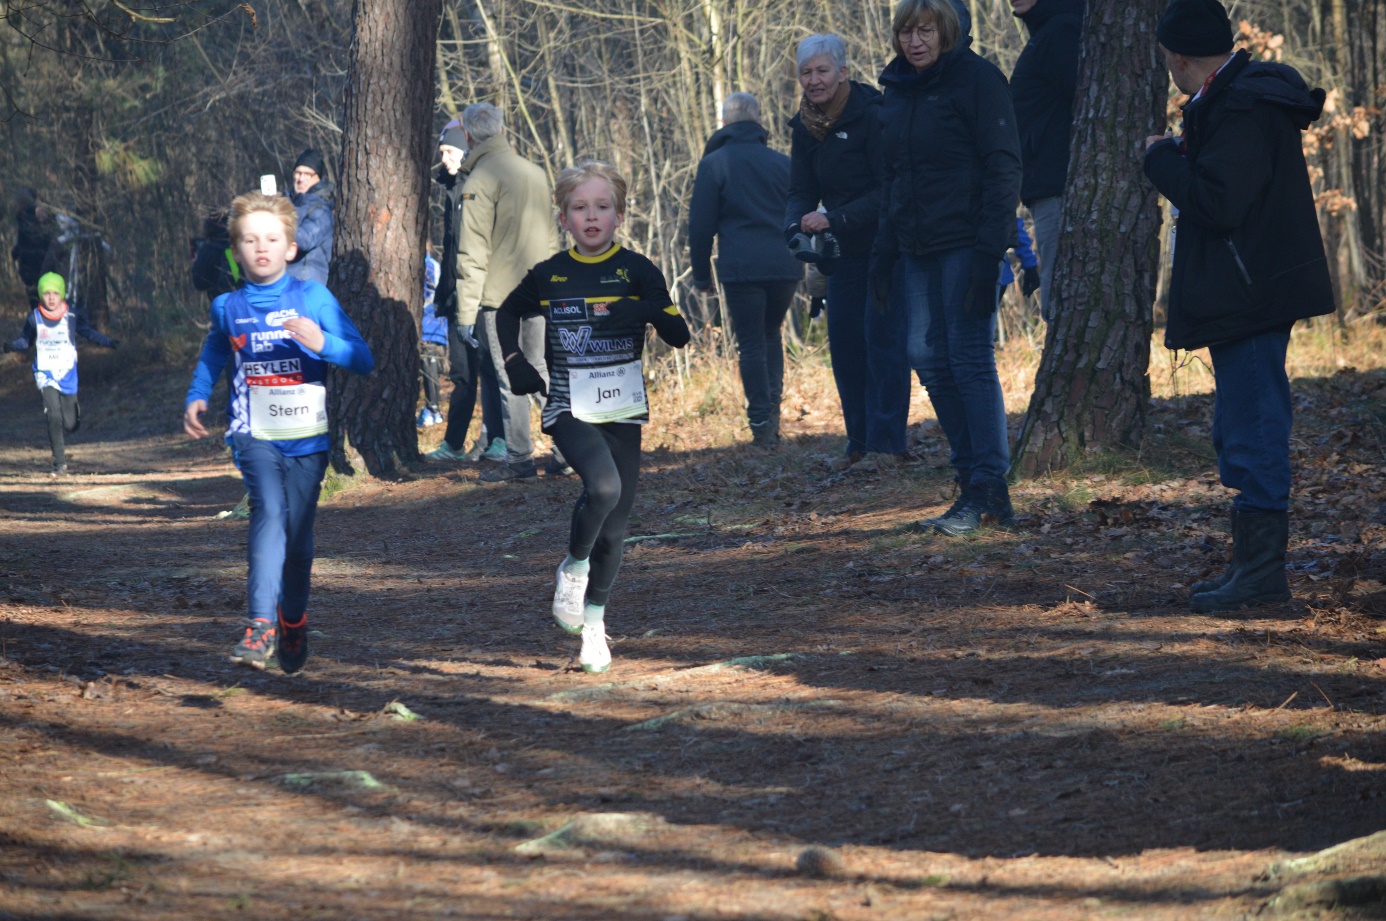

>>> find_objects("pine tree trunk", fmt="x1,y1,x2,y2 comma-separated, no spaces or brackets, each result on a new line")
1012,0,1169,477
328,0,442,476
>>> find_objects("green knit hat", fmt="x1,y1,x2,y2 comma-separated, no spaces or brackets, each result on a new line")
36,272,66,299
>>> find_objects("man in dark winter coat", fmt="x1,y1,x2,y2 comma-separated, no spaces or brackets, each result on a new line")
1009,0,1084,320
689,92,803,446
1144,0,1334,612
287,148,335,286
12,189,55,309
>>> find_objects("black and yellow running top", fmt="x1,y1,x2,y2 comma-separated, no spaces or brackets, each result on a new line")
497,245,683,428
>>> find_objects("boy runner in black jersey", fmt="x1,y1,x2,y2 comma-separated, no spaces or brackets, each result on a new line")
497,161,690,673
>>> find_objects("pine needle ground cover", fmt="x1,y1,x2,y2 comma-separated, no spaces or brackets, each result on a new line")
1,325,1384,920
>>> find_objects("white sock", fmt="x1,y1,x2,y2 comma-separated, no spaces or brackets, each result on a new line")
583,603,605,626
562,555,590,577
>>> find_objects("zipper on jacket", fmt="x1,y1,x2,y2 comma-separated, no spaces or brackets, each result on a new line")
1224,236,1252,286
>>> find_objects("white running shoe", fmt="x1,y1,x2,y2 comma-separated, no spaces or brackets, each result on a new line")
579,622,611,673
552,564,587,634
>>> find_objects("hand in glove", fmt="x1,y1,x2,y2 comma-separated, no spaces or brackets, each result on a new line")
458,324,479,348
964,253,1001,318
868,255,896,314
504,353,548,397
787,232,818,263
1020,266,1041,299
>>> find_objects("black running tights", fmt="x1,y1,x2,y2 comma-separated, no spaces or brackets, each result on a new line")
40,387,79,466
548,414,642,608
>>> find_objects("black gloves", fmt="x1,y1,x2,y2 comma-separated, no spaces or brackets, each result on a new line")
435,291,459,322
504,354,547,397
604,297,664,327
1021,266,1041,299
809,297,826,320
965,253,1001,318
787,232,815,260
868,254,896,314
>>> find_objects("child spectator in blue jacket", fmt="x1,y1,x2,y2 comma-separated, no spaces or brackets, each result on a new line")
418,251,447,427
3,271,118,475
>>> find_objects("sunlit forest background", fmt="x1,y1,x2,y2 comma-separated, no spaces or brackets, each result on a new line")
0,0,1382,340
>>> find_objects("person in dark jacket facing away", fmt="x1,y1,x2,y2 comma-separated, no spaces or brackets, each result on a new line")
287,148,335,286
12,189,55,310
1144,0,1333,612
1009,0,1084,321
689,92,804,447
872,0,1022,535
191,208,242,303
785,33,911,471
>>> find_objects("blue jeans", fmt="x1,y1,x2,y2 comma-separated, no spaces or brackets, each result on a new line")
232,434,329,622
1209,328,1292,512
899,248,1010,487
827,256,911,455
724,280,800,427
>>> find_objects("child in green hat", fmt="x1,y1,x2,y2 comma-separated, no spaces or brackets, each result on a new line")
3,271,119,475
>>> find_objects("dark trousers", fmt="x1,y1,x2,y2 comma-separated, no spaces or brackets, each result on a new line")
900,248,1010,488
723,280,799,427
420,341,446,410
40,387,79,466
231,434,329,623
1210,327,1293,512
549,415,641,608
825,256,911,455
440,320,503,451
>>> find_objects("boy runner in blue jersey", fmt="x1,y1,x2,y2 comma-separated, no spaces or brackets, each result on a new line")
3,271,118,475
183,192,374,673
498,161,690,673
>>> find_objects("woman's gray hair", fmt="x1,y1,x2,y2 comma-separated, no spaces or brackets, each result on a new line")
722,92,761,124
796,34,847,72
462,102,504,143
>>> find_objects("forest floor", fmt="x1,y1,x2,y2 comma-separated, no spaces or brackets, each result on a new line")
1,326,1385,921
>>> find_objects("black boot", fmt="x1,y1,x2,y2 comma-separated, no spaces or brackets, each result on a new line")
1190,508,1239,595
931,478,1014,536
749,419,778,448
1190,509,1290,612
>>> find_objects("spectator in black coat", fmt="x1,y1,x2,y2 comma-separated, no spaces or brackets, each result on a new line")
287,148,335,286
872,0,1022,535
1010,0,1084,320
689,93,804,447
785,34,911,472
1144,0,1334,613
12,189,55,309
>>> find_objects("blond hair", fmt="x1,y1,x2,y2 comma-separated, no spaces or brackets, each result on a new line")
554,160,628,215
890,0,961,59
228,191,298,242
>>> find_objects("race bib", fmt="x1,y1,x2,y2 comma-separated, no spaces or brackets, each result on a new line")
249,382,328,440
568,360,646,423
35,325,75,377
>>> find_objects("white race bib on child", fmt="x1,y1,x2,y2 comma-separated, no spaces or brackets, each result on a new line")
249,382,329,440
568,360,646,423
35,322,76,379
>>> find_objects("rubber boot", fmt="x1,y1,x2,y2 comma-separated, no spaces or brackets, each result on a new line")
1190,509,1290,612
1191,508,1239,595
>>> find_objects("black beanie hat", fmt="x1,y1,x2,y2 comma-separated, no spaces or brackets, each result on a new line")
438,126,468,151
293,148,327,179
1157,0,1234,56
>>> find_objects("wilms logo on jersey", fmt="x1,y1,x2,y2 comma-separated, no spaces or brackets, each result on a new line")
549,298,587,322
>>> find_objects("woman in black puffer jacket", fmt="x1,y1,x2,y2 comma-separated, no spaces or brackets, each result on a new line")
872,0,1022,534
786,34,911,471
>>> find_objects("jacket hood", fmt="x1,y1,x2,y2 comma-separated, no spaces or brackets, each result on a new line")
1229,58,1326,129
787,80,881,131
294,180,334,205
1017,0,1084,33
702,119,768,157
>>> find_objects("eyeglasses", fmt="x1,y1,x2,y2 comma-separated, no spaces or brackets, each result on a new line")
896,25,938,45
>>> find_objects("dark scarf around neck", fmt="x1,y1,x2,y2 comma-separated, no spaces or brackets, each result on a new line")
799,81,851,140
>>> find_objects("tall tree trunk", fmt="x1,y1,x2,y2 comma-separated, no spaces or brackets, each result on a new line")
1012,0,1168,477
329,0,442,476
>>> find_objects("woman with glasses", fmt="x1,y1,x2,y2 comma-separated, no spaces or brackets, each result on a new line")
871,0,1022,534
785,34,911,473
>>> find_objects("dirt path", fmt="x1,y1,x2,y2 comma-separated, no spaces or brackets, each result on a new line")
1,358,1384,920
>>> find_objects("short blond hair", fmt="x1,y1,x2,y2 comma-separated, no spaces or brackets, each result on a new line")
890,0,961,59
554,160,628,215
228,191,298,242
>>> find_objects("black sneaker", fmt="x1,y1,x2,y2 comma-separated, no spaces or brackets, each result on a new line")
479,459,538,483
932,481,1015,536
50,463,68,477
230,619,277,670
276,608,309,674
543,456,574,477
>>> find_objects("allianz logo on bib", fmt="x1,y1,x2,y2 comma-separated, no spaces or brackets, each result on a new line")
556,325,634,357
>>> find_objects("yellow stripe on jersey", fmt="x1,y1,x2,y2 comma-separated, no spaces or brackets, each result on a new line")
539,295,641,307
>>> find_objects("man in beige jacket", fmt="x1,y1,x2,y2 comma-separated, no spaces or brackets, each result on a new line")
454,102,564,482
